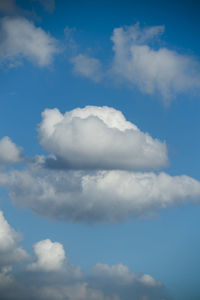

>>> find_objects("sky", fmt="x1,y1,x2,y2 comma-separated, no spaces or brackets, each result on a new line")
0,0,200,299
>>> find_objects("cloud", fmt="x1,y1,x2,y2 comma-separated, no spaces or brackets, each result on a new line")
111,23,200,102
0,17,58,67
0,210,28,268
71,54,103,82
0,211,170,300
70,24,200,103
2,165,200,223
0,136,22,164
38,106,168,171
27,239,66,271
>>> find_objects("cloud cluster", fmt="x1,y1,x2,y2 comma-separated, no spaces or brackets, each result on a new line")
0,136,22,164
39,106,168,171
0,210,170,300
0,106,199,224
71,24,200,102
0,16,58,67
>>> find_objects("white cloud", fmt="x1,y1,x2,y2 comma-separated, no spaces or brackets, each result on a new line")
0,17,58,67
2,166,200,223
111,24,200,102
0,136,22,164
71,54,103,82
0,213,169,299
70,24,200,103
28,239,66,272
0,210,28,268
39,106,168,171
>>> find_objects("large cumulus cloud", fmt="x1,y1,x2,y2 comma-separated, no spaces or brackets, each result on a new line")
1,165,200,223
0,210,171,300
38,106,168,171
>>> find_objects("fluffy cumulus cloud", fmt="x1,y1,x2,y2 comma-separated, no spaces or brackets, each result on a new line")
1,165,200,223
0,17,58,67
0,211,170,300
111,23,200,102
38,106,168,171
0,136,22,164
71,54,103,82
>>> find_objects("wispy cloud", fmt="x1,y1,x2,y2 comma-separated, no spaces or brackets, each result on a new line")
71,54,103,82
70,23,200,104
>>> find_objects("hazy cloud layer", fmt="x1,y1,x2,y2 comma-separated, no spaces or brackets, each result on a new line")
0,136,22,164
39,106,168,171
2,166,200,223
0,17,58,67
0,210,170,300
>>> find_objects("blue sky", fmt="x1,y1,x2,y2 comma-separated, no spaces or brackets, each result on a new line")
0,1,200,299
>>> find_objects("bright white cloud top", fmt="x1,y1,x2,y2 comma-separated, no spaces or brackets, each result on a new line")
0,210,169,300
0,136,22,164
0,17,58,67
39,106,168,170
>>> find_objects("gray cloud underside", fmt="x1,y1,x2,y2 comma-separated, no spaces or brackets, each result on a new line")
1,166,200,223
0,210,171,300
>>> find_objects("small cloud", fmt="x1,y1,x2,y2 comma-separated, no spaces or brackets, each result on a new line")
27,239,66,272
71,54,103,82
0,136,23,164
